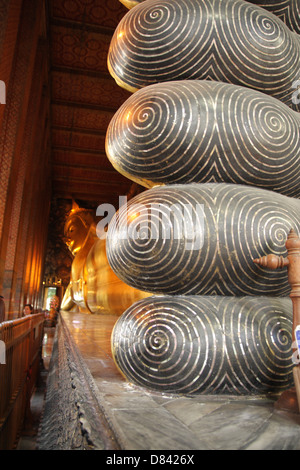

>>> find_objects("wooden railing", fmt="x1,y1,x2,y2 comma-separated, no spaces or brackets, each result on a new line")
0,313,45,450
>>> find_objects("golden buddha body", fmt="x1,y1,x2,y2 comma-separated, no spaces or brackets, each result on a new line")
61,205,149,315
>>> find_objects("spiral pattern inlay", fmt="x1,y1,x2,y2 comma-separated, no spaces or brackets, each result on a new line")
106,80,300,196
109,0,300,112
250,0,300,34
110,0,300,397
112,295,293,394
120,0,300,35
106,183,300,296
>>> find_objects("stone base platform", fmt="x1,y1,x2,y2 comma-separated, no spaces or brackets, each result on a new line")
37,312,300,451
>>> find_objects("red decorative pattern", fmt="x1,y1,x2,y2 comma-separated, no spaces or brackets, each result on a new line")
51,25,110,72
51,0,127,28
52,129,106,151
52,149,114,170
48,0,131,205
52,104,115,132
51,71,131,108
0,1,39,239
53,164,129,184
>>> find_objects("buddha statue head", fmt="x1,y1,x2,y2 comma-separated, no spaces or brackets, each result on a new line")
64,202,96,256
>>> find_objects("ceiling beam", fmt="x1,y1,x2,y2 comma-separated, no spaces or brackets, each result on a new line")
51,125,106,136
51,98,119,113
51,64,112,80
52,165,129,182
49,16,117,35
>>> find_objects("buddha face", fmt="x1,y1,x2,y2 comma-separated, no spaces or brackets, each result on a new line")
64,215,89,255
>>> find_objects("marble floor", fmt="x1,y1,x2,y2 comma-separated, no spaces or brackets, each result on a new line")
52,312,300,451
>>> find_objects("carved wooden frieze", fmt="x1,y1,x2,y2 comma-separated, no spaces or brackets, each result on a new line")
109,0,300,112
112,295,293,394
106,80,300,197
51,71,130,109
38,315,120,450
52,0,127,29
106,183,300,296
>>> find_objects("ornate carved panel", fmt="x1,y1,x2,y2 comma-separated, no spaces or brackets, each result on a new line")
51,0,127,28
38,315,120,449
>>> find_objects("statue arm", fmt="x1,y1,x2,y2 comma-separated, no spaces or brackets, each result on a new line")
61,283,75,310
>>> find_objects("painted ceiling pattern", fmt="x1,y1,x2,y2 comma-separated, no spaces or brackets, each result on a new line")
49,0,132,206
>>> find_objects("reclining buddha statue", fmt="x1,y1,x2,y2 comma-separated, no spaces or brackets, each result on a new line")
61,202,149,315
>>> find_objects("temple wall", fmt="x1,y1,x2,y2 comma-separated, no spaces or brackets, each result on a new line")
0,0,52,319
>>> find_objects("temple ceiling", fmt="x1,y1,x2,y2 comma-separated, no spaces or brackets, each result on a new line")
48,0,134,208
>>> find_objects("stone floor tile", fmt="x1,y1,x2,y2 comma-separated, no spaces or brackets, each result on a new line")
110,408,207,450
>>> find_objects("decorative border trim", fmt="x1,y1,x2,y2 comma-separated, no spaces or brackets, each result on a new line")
38,315,120,450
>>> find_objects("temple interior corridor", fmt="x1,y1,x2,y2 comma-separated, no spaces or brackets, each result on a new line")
18,314,300,450
1,0,300,452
